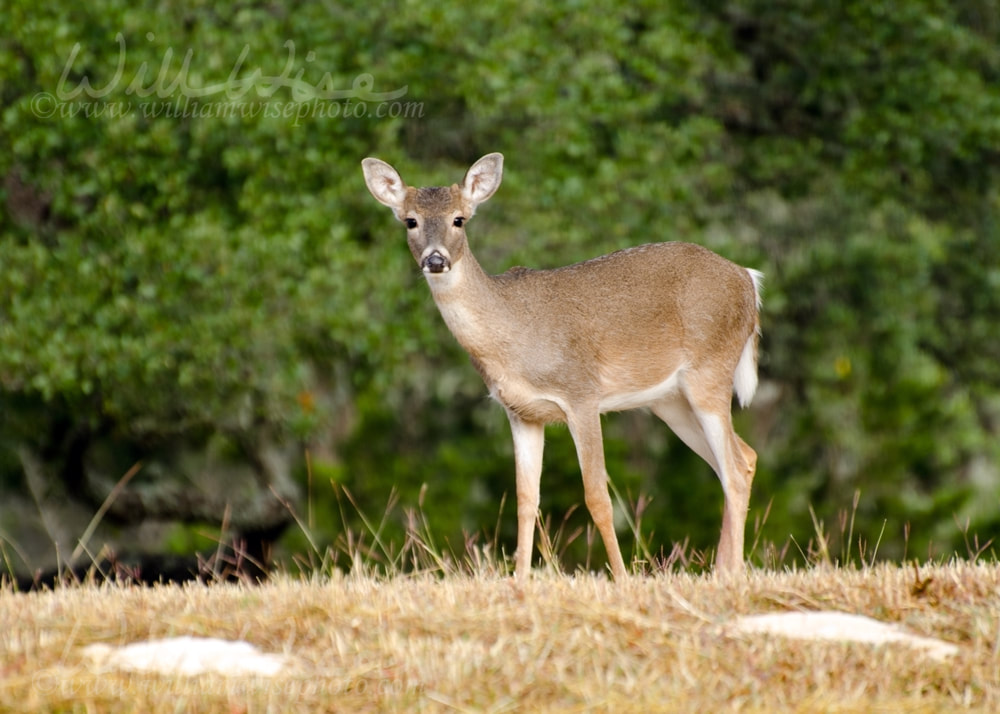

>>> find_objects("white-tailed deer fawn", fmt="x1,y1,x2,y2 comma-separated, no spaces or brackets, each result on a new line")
362,152,762,579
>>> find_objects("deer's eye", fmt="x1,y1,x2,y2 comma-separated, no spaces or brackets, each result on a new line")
453,217,465,228
404,218,418,229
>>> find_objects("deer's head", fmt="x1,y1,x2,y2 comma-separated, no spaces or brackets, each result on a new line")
362,153,503,275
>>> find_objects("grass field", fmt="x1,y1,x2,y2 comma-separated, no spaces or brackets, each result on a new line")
2,559,999,713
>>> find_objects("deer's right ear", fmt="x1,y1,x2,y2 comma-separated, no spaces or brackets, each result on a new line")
362,158,408,213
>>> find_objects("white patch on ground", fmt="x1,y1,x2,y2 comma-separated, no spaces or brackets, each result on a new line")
732,611,959,661
83,636,288,677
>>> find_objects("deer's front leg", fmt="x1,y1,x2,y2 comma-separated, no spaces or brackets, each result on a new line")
567,411,628,580
508,413,544,579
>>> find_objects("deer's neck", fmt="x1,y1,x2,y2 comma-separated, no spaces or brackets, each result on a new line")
425,253,504,354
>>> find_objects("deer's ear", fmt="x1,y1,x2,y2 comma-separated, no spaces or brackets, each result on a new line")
461,153,503,208
362,158,408,212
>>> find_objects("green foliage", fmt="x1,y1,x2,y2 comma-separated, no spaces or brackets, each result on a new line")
2,0,999,569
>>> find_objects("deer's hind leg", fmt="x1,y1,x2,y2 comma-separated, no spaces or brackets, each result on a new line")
655,375,755,574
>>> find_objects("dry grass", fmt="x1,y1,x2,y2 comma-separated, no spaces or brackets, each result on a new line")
2,561,999,713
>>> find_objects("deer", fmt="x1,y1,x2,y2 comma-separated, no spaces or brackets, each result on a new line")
361,152,762,580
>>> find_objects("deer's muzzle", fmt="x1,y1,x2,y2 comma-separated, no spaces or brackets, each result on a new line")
422,251,451,274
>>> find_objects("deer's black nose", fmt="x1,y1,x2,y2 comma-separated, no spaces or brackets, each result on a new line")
423,252,451,274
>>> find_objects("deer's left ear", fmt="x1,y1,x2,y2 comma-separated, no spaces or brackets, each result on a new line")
461,153,504,208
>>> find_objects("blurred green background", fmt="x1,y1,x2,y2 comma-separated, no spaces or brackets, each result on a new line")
2,0,999,576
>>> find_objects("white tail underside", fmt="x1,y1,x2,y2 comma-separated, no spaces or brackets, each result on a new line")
733,268,763,408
